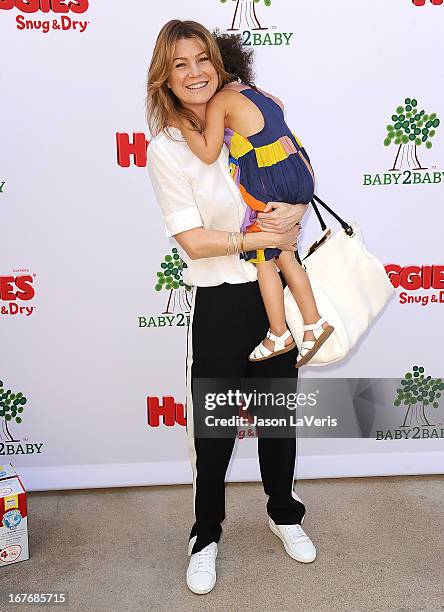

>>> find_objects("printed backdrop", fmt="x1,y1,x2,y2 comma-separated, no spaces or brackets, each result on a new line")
1,0,443,491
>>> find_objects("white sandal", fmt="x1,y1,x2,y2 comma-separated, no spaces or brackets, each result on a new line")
295,316,334,368
248,329,296,362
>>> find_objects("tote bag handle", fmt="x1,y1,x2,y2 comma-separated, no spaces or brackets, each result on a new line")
310,194,354,236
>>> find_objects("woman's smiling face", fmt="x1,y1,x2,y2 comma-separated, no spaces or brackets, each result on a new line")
168,37,219,110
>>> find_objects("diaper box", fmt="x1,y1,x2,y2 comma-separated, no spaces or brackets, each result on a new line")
0,464,29,566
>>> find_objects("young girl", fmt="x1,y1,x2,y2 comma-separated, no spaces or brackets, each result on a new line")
178,32,334,367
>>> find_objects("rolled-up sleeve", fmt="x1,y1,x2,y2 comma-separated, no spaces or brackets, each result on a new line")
147,139,204,238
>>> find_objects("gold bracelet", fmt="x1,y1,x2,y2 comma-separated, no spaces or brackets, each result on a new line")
229,231,238,256
226,231,243,256
228,231,234,256
240,231,246,255
233,232,240,256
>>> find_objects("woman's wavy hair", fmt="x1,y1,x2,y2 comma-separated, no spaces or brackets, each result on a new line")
146,20,233,137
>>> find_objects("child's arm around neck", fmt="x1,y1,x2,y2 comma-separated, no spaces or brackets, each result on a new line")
179,90,230,165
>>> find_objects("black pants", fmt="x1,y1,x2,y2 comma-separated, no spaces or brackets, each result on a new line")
185,278,305,555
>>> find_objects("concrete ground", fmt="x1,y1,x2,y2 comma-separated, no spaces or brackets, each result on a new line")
1,475,443,612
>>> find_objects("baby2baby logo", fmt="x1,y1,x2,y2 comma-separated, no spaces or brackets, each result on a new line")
138,248,192,330
219,0,294,46
363,97,443,187
0,271,36,318
0,378,44,456
0,0,90,34
376,366,444,441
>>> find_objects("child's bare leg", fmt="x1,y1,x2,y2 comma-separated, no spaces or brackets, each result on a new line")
255,259,294,352
276,251,330,342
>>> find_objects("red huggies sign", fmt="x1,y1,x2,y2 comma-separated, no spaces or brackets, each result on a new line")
0,0,90,32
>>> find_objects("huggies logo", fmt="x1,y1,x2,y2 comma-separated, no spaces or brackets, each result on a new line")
116,133,150,168
412,0,443,5
0,0,90,33
385,264,444,306
0,273,36,317
0,0,88,11
147,396,186,427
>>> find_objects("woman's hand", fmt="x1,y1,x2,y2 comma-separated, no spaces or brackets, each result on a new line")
256,202,307,233
270,223,301,252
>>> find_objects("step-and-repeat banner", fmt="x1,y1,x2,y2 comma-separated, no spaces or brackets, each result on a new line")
1,0,443,491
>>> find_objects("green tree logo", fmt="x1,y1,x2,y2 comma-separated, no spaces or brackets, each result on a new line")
394,366,443,427
0,379,27,442
385,97,440,171
220,0,271,31
155,247,192,314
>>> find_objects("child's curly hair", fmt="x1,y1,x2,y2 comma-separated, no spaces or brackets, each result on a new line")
212,30,256,87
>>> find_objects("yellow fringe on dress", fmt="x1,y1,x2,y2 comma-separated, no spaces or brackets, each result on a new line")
228,132,253,159
248,248,267,264
229,134,299,168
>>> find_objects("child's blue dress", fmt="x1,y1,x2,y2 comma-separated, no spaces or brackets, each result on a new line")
223,87,315,263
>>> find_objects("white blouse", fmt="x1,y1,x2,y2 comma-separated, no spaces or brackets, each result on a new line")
147,127,258,288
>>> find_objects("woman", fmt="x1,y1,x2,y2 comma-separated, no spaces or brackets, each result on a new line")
146,20,316,595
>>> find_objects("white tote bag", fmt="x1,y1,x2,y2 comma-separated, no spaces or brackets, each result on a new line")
283,195,395,366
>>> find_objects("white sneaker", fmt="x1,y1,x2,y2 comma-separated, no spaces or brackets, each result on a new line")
186,542,217,595
269,518,316,563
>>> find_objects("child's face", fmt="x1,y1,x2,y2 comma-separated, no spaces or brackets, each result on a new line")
168,37,219,110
